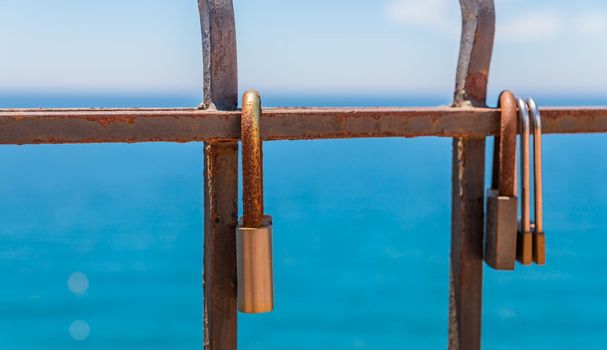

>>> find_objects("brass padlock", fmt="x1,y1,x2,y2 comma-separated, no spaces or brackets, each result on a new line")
237,90,274,314
516,98,533,265
485,91,518,270
528,98,546,265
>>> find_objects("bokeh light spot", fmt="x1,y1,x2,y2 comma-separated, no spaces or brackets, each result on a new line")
69,320,90,341
67,272,89,295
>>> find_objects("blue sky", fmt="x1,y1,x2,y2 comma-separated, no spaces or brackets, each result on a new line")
0,0,606,100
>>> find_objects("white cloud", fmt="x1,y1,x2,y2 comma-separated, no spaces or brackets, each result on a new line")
384,1,607,42
499,10,607,42
575,12,607,36
384,0,458,34
499,12,560,42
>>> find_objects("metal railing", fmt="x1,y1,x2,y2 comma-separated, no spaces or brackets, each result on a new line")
1,1,605,349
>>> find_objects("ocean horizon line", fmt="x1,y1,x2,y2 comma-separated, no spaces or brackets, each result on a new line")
1,92,606,109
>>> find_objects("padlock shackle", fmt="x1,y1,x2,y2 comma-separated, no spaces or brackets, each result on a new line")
527,98,544,232
241,90,264,228
517,98,531,232
491,91,517,197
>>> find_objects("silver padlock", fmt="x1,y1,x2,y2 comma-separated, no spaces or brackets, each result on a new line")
516,98,533,265
527,98,546,265
237,90,274,314
485,91,518,270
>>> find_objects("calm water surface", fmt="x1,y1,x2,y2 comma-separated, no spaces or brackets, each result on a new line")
1,95,606,349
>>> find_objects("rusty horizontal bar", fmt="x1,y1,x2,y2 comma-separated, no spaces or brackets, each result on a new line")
0,107,606,145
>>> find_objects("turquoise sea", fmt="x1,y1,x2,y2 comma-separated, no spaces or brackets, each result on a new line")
1,95,607,349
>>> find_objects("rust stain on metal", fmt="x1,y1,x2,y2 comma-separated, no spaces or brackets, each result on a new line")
199,1,239,349
454,0,495,108
199,0,238,110
203,142,238,350
464,72,489,104
449,1,495,349
93,116,137,127
241,91,264,228
2,107,607,145
0,1,606,349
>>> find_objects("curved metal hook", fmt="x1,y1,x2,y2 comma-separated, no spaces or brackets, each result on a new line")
198,0,238,110
493,91,518,196
454,0,496,107
450,1,496,349
200,1,239,348
241,90,264,228
517,98,531,233
527,98,543,233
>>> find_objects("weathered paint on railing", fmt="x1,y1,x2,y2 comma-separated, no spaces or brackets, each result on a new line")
199,1,239,350
1,1,606,349
1,107,606,144
449,1,495,349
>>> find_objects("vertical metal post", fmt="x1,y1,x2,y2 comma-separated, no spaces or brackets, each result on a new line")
199,1,239,349
203,142,238,350
449,1,495,349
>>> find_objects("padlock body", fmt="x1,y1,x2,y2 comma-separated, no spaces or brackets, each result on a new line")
485,189,517,270
531,224,546,265
237,216,274,314
517,229,533,265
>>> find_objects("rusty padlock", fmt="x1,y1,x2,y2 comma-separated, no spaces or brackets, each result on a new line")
485,91,518,270
516,98,533,265
527,98,546,265
237,90,274,314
